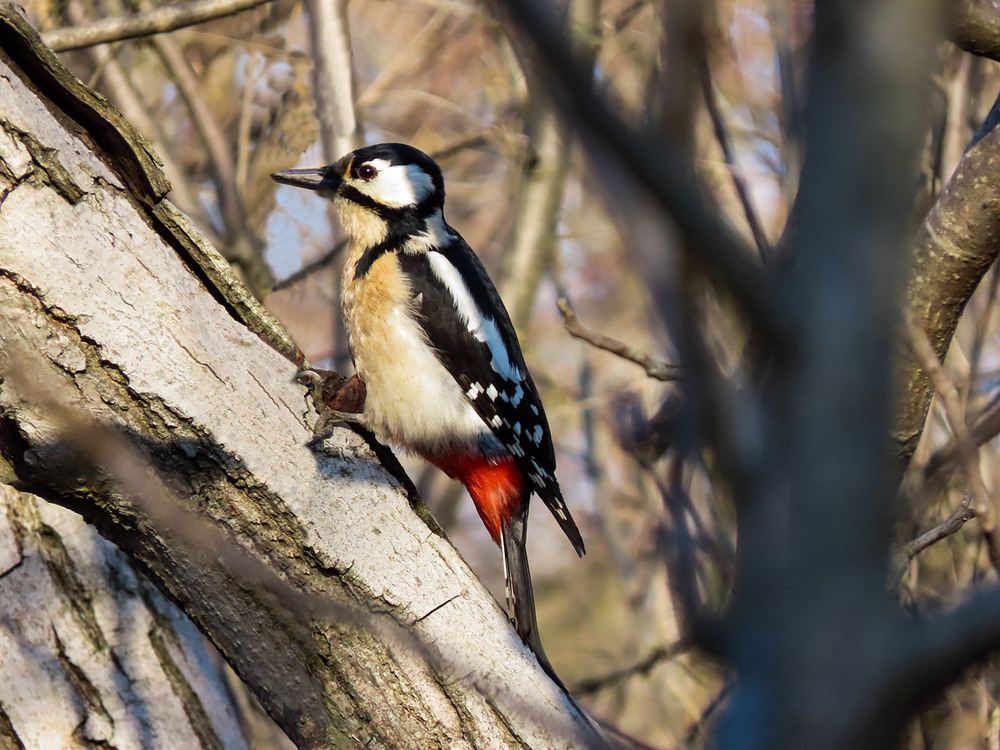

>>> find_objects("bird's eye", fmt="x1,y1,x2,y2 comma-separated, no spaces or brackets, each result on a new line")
357,164,377,180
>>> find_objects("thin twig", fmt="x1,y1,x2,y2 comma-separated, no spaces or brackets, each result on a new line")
696,45,772,262
571,640,690,695
43,0,276,52
557,297,682,382
904,315,1000,571
902,495,975,564
924,388,1000,479
272,239,348,292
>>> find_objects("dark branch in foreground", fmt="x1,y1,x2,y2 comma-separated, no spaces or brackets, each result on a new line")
494,0,787,342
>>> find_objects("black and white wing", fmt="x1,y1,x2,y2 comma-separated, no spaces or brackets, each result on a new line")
397,237,585,555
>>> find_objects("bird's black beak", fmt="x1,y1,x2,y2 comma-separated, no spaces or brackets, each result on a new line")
271,166,341,196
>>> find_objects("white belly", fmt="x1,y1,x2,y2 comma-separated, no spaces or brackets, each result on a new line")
342,250,485,455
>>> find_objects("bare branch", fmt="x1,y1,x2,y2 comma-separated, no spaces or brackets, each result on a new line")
900,494,974,563
572,641,691,696
557,297,682,382
696,44,772,262
42,0,276,52
502,107,572,329
272,239,348,292
894,87,1000,466
924,389,1000,478
149,33,275,296
304,0,362,161
494,0,787,340
903,315,1000,570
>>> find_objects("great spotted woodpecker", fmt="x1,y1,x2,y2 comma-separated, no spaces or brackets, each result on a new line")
273,143,584,677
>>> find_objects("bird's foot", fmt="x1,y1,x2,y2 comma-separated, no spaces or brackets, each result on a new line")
296,369,368,447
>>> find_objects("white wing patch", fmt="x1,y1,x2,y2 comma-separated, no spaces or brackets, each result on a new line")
359,160,436,208
426,251,524,381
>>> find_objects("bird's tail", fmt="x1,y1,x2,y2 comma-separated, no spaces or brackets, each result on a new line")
500,505,564,687
501,506,607,744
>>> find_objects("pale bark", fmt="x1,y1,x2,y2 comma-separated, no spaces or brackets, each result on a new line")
0,486,254,750
0,6,601,749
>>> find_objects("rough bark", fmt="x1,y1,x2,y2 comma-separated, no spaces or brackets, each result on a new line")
0,485,253,750
0,6,600,749
893,97,1000,466
951,0,1000,59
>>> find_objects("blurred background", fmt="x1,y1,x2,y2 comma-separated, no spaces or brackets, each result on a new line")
19,0,1000,745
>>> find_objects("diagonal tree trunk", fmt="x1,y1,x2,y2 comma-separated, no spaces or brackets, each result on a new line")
0,6,602,749
0,484,259,750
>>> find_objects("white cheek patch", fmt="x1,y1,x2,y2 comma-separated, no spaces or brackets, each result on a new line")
357,160,436,208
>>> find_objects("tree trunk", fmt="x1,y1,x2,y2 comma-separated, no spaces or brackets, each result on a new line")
0,485,256,750
0,6,600,749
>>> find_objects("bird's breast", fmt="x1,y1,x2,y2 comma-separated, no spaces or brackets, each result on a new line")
342,246,486,454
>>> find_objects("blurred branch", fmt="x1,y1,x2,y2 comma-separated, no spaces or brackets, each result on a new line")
272,239,348,292
572,640,690,696
61,0,208,228
502,106,572,329
304,0,362,161
766,0,802,207
149,33,275,296
924,388,1000,478
236,53,264,190
43,0,275,52
656,458,723,654
493,0,787,340
357,11,450,109
696,46,772,262
903,315,1000,571
557,297,682,382
899,584,1000,717
502,0,597,329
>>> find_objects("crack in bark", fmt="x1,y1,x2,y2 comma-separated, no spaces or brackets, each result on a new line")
0,124,84,204
37,521,109,653
54,629,119,750
147,623,225,750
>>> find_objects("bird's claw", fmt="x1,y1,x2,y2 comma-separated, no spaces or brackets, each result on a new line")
309,409,367,447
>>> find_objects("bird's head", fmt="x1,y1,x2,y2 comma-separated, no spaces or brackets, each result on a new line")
272,143,445,249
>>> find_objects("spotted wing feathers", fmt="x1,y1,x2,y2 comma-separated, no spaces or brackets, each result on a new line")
397,239,585,555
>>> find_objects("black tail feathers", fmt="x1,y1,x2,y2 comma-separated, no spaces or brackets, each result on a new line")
500,506,564,687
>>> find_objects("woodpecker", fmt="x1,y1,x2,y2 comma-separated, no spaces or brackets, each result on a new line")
273,143,584,676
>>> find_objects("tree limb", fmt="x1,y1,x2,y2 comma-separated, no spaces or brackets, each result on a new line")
950,0,1000,60
42,0,276,52
557,297,682,382
894,88,1000,468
